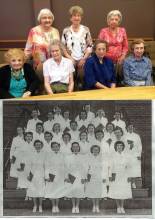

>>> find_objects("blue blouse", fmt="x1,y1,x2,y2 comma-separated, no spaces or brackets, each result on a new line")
123,55,152,86
84,54,116,89
9,75,27,97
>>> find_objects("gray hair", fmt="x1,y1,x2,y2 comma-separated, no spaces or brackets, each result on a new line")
37,8,54,23
107,10,122,24
50,40,65,54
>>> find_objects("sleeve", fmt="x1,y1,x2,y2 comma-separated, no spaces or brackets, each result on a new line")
85,27,93,53
0,67,15,99
61,29,67,46
145,58,152,85
24,29,34,58
123,58,136,86
10,138,16,158
109,59,117,84
43,61,50,77
84,58,97,88
68,59,75,73
122,28,128,56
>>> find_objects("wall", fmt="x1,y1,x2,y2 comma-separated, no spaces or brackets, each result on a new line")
0,0,155,41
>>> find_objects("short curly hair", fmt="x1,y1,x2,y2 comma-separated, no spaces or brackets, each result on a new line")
107,10,122,25
4,48,26,64
37,8,54,23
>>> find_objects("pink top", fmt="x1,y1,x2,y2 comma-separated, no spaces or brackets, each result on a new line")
24,25,60,69
98,27,128,63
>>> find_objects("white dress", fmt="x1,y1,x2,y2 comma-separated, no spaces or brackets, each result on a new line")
60,141,72,155
64,153,88,198
26,149,46,198
26,118,42,132
79,140,91,155
125,132,142,177
16,141,34,189
33,132,44,143
10,135,25,178
70,130,79,142
85,154,108,198
108,151,132,199
44,152,65,198
61,118,71,132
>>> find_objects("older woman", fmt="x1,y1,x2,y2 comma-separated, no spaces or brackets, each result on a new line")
0,49,40,99
43,40,74,94
24,8,60,81
98,10,128,85
61,5,93,88
123,38,152,86
98,10,128,65
84,39,116,90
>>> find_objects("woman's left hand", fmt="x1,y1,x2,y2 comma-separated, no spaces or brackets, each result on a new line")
22,91,31,98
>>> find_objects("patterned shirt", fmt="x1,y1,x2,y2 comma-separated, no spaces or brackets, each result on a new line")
61,25,92,60
24,25,60,68
98,27,128,63
123,55,152,86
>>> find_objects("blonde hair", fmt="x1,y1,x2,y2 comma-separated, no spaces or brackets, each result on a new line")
37,8,54,23
69,5,84,16
107,10,122,25
4,48,26,64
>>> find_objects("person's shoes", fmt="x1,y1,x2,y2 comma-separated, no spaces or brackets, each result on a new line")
32,206,37,213
92,206,96,213
96,206,100,213
117,207,121,214
39,206,42,213
52,206,56,213
121,207,125,214
72,207,76,214
55,206,60,213
75,207,79,213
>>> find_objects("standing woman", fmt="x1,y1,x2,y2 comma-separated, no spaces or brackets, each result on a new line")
62,5,93,89
84,40,116,90
43,40,75,94
98,10,128,84
25,8,60,91
0,49,39,99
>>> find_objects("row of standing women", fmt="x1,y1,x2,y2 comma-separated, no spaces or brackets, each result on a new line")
9,107,142,214
0,6,153,98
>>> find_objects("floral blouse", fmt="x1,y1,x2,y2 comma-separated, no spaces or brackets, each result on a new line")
24,25,60,69
61,25,93,61
98,27,128,63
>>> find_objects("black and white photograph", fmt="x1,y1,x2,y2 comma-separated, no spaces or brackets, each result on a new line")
3,100,152,217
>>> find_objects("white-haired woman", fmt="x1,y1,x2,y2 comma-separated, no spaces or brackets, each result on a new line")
98,10,128,65
98,10,128,85
24,8,60,82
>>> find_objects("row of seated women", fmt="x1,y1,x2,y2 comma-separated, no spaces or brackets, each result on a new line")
0,6,153,98
9,106,142,214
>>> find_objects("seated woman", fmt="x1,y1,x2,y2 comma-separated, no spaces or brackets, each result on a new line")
84,39,116,90
0,49,40,99
123,38,152,86
43,40,74,94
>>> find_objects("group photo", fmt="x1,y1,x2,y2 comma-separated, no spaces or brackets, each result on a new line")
0,0,155,99
3,100,152,216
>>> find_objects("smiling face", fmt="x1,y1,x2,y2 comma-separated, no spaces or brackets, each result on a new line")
17,127,23,136
40,13,53,29
95,43,107,60
70,13,82,26
25,133,33,143
34,141,43,152
91,145,100,156
10,56,24,71
51,142,60,153
116,143,124,153
71,142,80,154
44,133,52,142
80,132,87,141
133,43,144,59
